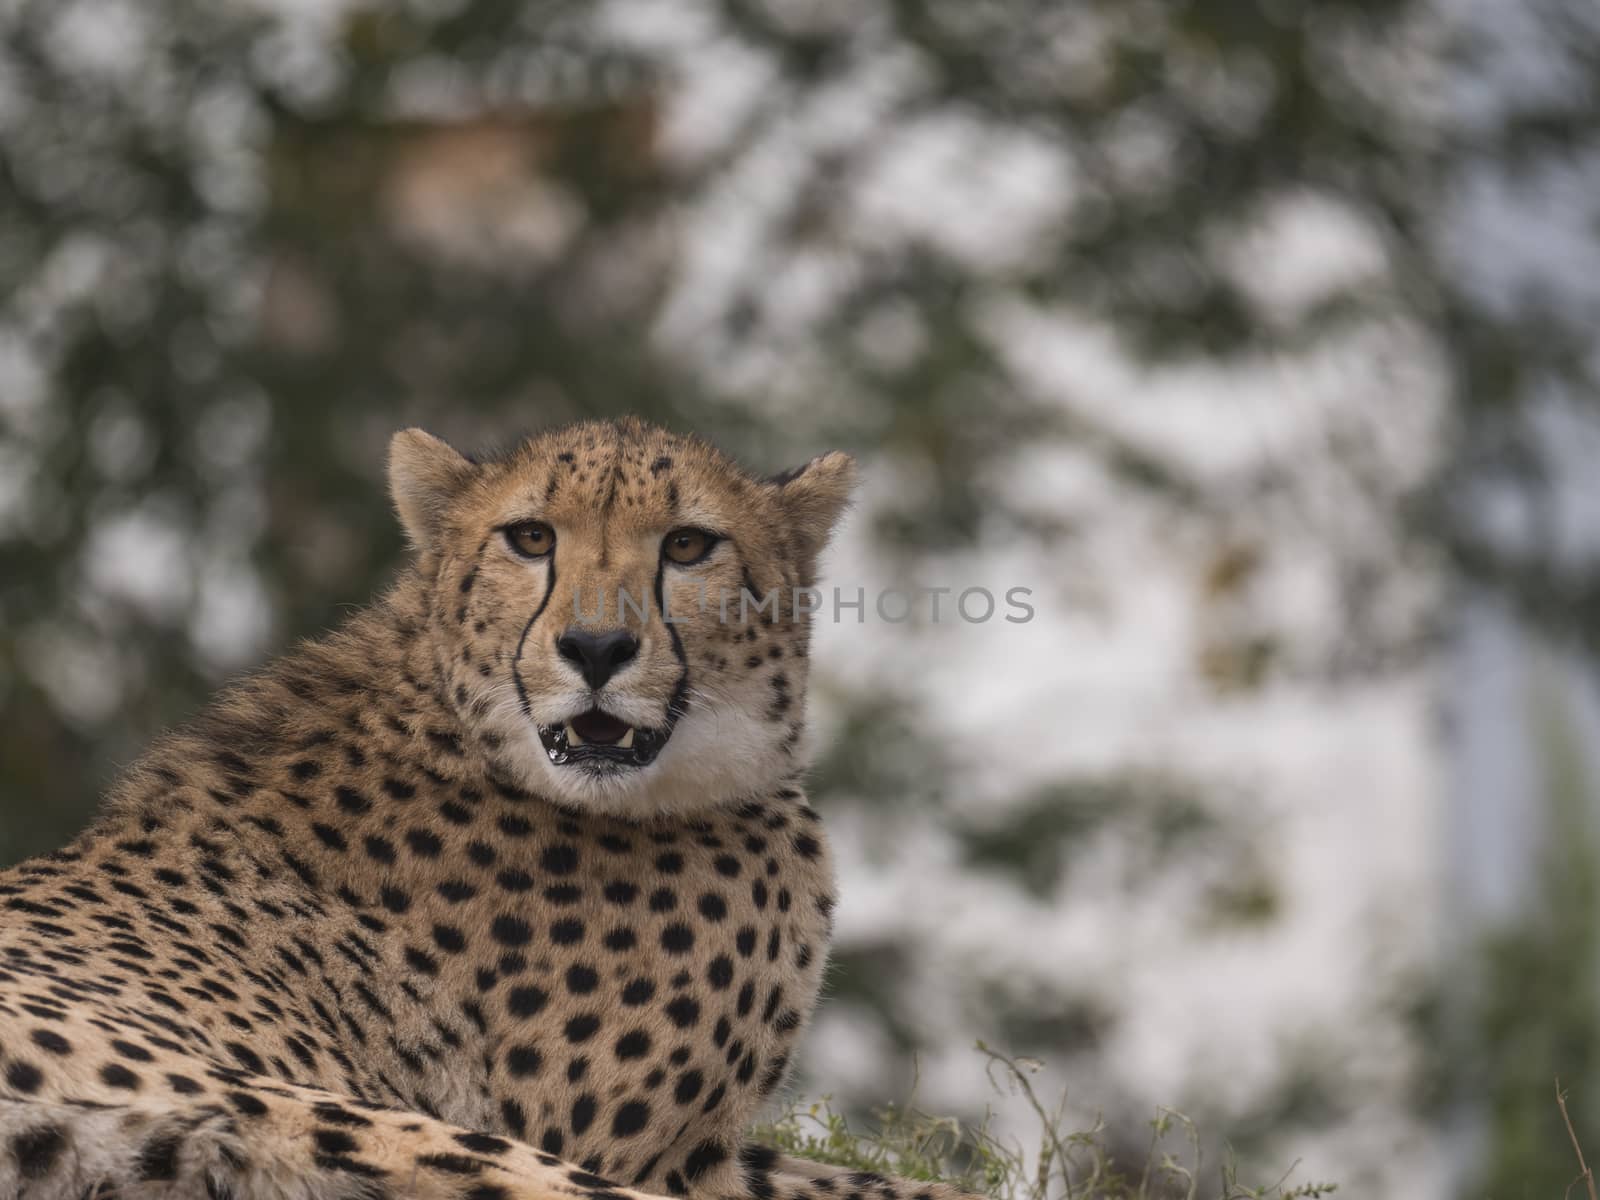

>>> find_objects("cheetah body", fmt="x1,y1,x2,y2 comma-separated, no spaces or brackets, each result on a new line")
0,421,962,1200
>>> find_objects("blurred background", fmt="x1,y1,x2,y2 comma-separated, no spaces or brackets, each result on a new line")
1,0,1598,1193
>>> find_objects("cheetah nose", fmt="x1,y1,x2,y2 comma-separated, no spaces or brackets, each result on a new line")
556,628,640,690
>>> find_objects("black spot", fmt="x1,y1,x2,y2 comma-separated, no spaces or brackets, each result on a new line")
12,1125,66,1179
508,986,549,1018
674,1070,703,1104
604,881,639,905
654,852,684,874
714,855,741,877
565,1015,601,1043
406,829,444,858
741,1144,780,1174
334,786,369,814
551,919,586,945
736,927,758,957
30,1029,70,1055
649,889,677,913
497,869,534,893
683,1140,729,1181
498,815,533,838
225,1042,264,1073
664,996,701,1028
621,978,656,1006
759,1055,790,1095
566,965,600,995
604,927,637,952
101,1063,141,1090
438,880,478,903
660,924,695,955
455,1132,512,1155
501,1098,528,1137
491,916,532,947
310,824,347,852
364,836,396,865
571,1094,598,1135
615,1031,651,1060
706,957,734,990
313,1129,359,1156
421,1151,487,1175
426,729,463,756
542,844,580,875
405,947,440,976
506,1045,544,1078
612,1100,650,1137
697,894,727,921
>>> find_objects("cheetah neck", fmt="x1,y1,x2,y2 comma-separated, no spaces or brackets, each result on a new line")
100,572,474,834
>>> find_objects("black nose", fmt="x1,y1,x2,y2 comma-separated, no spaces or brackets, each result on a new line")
556,628,639,690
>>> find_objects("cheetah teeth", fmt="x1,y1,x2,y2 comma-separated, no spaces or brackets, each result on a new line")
563,723,636,750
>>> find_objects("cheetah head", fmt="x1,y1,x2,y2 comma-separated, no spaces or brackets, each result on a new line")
388,417,855,818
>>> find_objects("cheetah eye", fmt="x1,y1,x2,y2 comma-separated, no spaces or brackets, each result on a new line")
662,528,719,566
504,520,556,559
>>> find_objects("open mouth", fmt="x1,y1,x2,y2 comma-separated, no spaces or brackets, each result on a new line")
537,709,671,769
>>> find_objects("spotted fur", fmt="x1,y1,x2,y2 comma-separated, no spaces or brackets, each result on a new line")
0,419,975,1200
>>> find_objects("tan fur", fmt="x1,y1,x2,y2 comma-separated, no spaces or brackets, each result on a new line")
0,419,970,1200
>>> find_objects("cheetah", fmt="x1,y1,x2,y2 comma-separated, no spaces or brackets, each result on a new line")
0,419,977,1200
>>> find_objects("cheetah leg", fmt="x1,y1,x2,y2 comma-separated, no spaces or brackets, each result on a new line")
0,1081,658,1200
738,1146,982,1200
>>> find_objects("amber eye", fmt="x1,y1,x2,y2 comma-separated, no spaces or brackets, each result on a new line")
504,521,556,559
662,527,718,565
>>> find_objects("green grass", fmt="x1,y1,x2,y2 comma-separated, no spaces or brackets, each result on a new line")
756,1044,1337,1200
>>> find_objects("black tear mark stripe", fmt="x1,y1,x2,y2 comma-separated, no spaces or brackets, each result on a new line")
652,558,691,725
513,557,559,719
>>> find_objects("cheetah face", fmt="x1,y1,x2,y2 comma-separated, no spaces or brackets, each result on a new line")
388,418,855,817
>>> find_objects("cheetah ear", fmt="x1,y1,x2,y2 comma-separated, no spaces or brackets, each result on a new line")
767,450,857,559
388,428,476,554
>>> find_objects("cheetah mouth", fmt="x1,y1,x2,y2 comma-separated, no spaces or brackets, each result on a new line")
537,709,671,769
